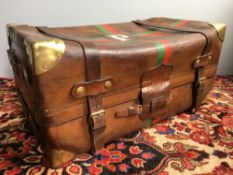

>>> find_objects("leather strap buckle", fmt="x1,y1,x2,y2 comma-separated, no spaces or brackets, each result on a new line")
193,54,212,69
128,105,143,116
135,105,143,114
90,109,106,130
196,76,206,94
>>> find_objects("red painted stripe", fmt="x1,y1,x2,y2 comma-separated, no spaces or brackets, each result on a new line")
144,31,163,37
157,40,172,64
175,20,188,28
101,24,118,34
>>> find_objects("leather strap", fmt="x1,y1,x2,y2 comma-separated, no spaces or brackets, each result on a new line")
115,100,167,118
133,20,213,111
71,77,114,99
115,64,172,119
192,53,212,111
36,26,106,152
133,20,209,55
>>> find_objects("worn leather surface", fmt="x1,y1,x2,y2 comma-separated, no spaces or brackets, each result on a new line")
7,17,223,167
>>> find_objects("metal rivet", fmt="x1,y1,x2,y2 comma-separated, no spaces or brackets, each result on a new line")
196,59,200,64
208,55,212,60
76,86,86,97
104,80,112,89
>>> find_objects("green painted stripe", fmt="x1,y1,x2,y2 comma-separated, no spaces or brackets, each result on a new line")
170,20,182,27
96,25,112,35
155,42,165,65
146,118,153,127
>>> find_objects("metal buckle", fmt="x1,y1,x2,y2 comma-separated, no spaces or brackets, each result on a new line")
199,77,207,81
90,109,106,130
135,105,143,114
197,76,206,89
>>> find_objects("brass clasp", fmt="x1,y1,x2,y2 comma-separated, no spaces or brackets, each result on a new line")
135,105,143,114
90,109,106,130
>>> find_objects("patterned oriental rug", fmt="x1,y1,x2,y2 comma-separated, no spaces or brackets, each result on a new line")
0,76,233,175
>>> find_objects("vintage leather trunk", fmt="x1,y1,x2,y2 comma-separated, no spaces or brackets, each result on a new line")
7,17,226,167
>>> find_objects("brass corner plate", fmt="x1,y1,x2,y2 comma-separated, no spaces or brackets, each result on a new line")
24,37,65,75
48,149,75,168
209,23,226,41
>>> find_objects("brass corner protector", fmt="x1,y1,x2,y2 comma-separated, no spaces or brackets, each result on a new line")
24,37,65,75
209,23,226,41
47,149,75,168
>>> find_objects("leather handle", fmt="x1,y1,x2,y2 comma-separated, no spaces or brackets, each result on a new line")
115,64,173,119
133,20,209,55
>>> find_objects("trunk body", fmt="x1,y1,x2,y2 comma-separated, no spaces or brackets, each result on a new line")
7,17,225,167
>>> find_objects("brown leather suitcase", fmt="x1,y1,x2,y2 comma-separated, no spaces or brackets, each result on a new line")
6,17,226,167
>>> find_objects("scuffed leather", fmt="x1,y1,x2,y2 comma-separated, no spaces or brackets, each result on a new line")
7,17,224,168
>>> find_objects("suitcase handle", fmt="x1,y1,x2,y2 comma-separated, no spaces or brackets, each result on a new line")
115,64,173,121
132,20,209,55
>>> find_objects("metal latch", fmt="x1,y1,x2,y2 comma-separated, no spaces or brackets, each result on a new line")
90,109,106,130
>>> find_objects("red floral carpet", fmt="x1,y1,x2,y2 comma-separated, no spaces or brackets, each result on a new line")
0,76,233,175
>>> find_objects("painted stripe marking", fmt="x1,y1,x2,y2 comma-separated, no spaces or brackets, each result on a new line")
134,31,162,37
170,20,189,28
155,40,172,65
155,41,165,65
96,24,118,35
158,40,172,64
